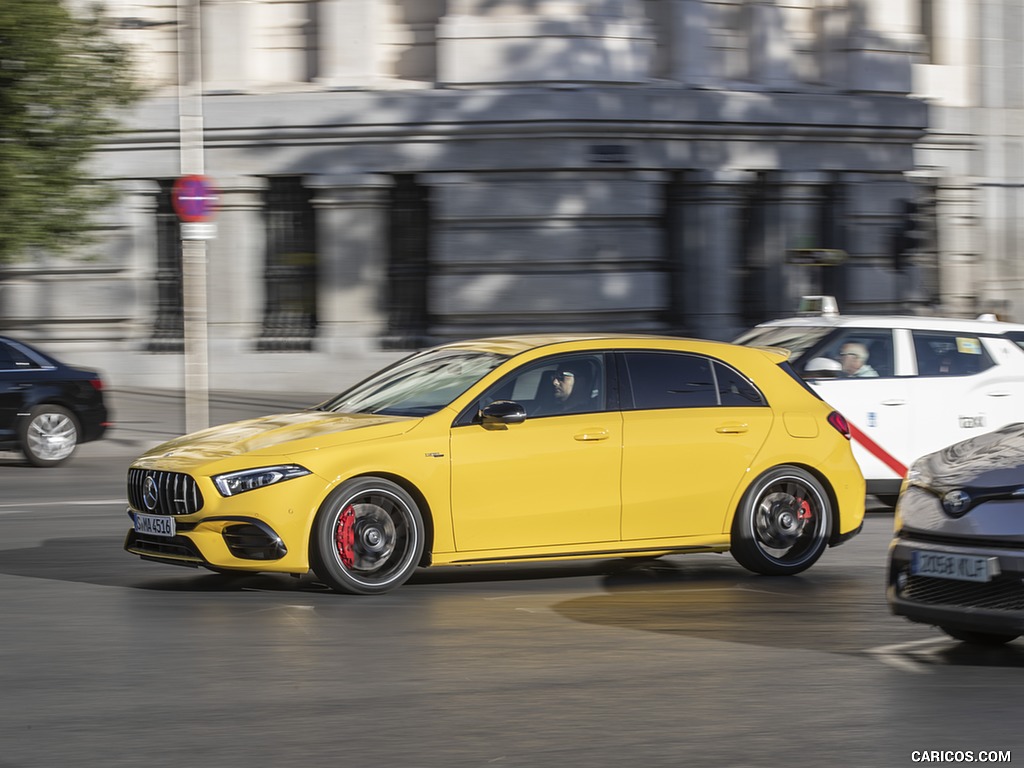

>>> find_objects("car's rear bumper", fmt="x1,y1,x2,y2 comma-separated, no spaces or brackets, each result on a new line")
76,402,109,443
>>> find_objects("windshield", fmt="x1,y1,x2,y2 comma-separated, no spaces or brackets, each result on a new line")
320,348,508,417
734,326,834,362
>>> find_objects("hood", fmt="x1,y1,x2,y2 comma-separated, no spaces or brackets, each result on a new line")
900,423,1024,540
918,422,1024,493
138,410,416,463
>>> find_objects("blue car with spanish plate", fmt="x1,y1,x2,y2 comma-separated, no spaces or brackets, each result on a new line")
888,422,1024,645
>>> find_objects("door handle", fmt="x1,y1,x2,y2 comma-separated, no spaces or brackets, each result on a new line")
715,424,749,434
987,391,1012,398
574,430,609,442
881,399,906,406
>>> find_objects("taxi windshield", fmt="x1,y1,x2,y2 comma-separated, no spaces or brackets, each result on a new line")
734,326,834,362
320,348,508,417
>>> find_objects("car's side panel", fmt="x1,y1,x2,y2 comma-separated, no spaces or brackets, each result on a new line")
448,411,623,551
620,406,774,540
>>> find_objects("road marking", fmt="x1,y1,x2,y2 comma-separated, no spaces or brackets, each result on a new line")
0,499,124,512
849,422,908,478
868,637,949,672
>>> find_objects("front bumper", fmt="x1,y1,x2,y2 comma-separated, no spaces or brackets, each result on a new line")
122,468,330,574
125,510,289,569
887,535,1024,636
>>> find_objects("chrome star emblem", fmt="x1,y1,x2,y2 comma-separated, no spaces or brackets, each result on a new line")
142,475,160,512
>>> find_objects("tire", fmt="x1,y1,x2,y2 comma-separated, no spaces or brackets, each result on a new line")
310,477,425,595
730,465,832,576
941,627,1019,646
19,404,79,467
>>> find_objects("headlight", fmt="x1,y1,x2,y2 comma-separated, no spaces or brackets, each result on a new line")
902,458,973,517
213,465,311,497
904,459,929,490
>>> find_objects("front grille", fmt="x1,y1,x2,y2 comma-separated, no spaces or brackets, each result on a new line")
902,575,1024,612
128,468,204,515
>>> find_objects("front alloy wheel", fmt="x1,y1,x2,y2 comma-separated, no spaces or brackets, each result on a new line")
311,477,425,595
20,405,79,467
730,465,832,576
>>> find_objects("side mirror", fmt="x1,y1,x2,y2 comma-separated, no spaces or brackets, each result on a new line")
803,357,843,379
479,400,527,425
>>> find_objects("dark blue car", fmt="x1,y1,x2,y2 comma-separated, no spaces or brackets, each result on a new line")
0,335,109,467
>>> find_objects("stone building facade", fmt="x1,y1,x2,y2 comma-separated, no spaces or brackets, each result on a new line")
2,0,940,391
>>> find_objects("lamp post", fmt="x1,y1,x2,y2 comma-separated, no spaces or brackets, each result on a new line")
176,0,210,433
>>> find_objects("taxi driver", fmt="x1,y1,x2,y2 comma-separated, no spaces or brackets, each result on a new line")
838,342,878,378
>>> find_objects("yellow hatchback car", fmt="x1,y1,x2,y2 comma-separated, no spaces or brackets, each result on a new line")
124,335,865,594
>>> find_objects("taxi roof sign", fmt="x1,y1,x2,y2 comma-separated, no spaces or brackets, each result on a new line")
797,295,840,316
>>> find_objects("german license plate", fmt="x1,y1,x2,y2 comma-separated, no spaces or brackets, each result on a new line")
910,551,999,583
134,513,176,537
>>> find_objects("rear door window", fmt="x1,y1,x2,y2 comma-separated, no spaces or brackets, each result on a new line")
912,331,994,376
622,352,765,410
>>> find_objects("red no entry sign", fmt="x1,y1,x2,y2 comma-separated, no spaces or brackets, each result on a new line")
172,175,218,222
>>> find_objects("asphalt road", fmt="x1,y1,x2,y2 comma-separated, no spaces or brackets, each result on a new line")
1,390,1022,767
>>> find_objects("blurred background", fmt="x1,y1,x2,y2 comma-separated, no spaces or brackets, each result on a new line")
0,0,1010,393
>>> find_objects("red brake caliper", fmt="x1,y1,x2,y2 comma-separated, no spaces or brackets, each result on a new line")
336,505,356,568
797,498,813,520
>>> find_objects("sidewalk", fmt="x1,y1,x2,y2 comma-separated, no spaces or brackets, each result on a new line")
87,387,328,458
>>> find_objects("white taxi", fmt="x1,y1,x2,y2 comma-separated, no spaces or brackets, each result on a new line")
735,298,1024,503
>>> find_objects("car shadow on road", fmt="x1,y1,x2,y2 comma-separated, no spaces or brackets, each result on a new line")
0,535,688,594
549,556,1024,669
5,537,1024,668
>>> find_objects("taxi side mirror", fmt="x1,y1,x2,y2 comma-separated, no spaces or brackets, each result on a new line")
803,357,843,379
480,400,528,425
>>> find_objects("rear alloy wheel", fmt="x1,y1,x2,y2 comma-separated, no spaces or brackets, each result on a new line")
311,477,425,595
730,465,832,576
20,405,79,467
941,627,1019,646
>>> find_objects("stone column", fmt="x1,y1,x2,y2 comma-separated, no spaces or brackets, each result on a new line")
666,0,712,87
816,0,851,90
306,174,393,351
437,0,654,86
676,170,754,341
772,172,831,312
122,180,163,343
251,0,314,85
841,0,918,94
202,0,254,92
749,0,795,90
936,181,980,317
316,0,379,88
205,176,267,344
